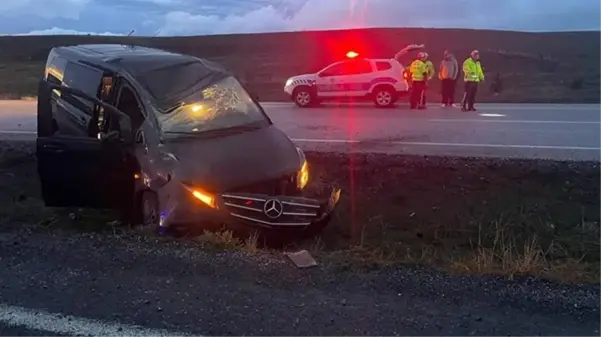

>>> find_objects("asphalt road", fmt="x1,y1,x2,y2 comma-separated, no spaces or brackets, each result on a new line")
0,231,598,336
0,101,599,160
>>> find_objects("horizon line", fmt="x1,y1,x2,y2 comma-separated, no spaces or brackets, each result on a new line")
2,26,600,38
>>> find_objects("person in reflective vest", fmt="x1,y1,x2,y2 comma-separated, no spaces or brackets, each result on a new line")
461,50,485,111
419,52,435,108
409,52,428,110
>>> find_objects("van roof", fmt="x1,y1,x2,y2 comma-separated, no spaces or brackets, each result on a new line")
54,44,233,109
54,44,231,77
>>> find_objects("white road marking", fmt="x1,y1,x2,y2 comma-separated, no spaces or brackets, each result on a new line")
479,113,506,117
0,303,191,336
261,103,600,111
291,138,601,151
0,130,35,134
428,119,600,124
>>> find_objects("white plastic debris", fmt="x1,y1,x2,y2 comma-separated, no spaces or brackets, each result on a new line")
285,250,317,268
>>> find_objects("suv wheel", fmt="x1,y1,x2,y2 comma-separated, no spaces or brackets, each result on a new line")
373,87,396,108
293,87,313,108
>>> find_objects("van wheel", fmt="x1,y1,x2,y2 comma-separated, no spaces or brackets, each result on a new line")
138,191,164,235
373,87,396,108
293,87,314,108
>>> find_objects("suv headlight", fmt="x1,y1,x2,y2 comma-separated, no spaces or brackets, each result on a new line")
296,147,309,189
285,78,293,87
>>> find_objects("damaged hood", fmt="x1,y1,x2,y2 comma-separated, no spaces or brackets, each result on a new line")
164,125,302,192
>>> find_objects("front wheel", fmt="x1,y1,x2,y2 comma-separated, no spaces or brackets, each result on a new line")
136,191,165,235
372,87,396,108
293,87,314,108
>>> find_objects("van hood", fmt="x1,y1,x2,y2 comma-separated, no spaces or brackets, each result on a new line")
165,125,302,192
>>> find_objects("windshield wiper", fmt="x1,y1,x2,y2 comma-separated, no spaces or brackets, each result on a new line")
164,123,263,138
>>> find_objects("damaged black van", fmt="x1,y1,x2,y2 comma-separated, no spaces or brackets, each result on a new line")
36,44,341,235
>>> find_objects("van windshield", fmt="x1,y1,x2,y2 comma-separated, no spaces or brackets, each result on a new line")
156,76,270,135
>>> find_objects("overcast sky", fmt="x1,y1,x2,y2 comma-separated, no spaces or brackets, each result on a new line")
0,0,599,36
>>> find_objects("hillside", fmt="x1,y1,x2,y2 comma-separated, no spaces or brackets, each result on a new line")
0,28,599,103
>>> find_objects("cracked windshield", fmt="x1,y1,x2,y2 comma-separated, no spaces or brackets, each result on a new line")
0,0,598,336
158,76,265,134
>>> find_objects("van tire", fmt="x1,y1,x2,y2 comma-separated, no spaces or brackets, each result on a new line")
135,191,164,235
293,86,314,108
372,86,397,108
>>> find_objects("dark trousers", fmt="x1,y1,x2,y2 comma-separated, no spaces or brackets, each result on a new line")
410,81,426,109
441,79,457,105
420,82,427,106
461,81,478,109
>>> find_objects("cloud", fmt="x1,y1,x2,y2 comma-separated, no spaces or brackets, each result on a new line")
157,0,601,35
0,0,89,20
12,27,122,36
0,0,599,36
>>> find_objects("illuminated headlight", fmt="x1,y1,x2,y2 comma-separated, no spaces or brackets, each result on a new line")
296,147,309,189
182,183,216,208
285,78,293,87
297,160,309,189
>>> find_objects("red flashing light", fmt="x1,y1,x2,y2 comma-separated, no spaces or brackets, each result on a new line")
346,51,359,59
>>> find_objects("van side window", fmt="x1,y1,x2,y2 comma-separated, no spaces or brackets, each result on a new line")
47,73,62,98
47,73,61,84
101,84,145,140
116,86,145,131
62,62,103,116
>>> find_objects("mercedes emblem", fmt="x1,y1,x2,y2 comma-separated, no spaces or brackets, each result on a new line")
263,199,284,219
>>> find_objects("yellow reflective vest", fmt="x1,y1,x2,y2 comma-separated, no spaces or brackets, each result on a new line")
410,60,427,81
463,58,485,82
425,60,435,80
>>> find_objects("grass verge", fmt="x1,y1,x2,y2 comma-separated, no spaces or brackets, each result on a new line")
0,142,598,283
0,28,599,103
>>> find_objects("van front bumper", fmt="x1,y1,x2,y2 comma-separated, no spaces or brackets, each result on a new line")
164,186,342,233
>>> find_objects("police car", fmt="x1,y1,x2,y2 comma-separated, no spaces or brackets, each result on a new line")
284,51,410,108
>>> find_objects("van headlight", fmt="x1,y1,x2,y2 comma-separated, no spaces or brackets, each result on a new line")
296,147,309,189
297,160,309,189
182,183,216,209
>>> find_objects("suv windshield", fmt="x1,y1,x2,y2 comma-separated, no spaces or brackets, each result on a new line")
156,76,269,135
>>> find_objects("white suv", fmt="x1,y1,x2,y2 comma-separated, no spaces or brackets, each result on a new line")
284,58,409,108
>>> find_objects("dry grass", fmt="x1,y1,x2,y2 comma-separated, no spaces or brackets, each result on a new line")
296,217,599,284
194,229,260,253
0,144,598,283
0,28,598,103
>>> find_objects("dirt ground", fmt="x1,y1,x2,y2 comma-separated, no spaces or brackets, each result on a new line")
0,141,599,283
0,28,599,103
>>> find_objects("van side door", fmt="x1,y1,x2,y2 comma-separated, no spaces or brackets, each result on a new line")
36,79,136,209
53,61,105,137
